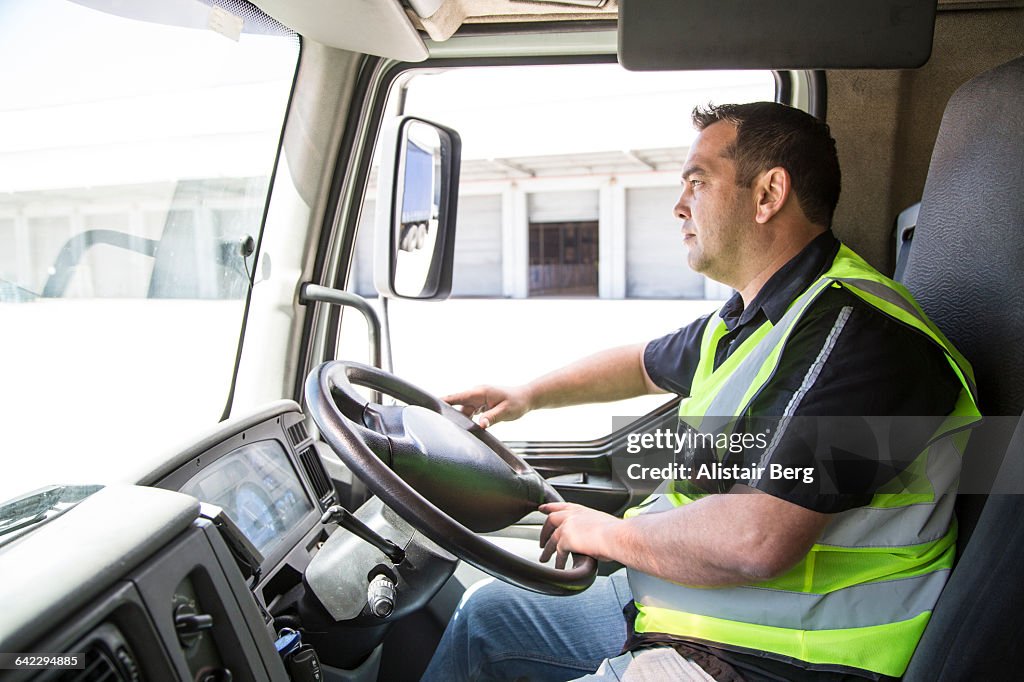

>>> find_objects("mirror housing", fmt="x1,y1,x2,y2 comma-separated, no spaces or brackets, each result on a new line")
374,116,461,300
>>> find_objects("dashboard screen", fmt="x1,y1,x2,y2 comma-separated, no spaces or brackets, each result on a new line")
180,440,314,555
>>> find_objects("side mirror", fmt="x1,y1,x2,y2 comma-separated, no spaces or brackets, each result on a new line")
374,116,461,300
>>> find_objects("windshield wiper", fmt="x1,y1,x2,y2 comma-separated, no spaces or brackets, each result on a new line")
0,278,40,303
0,485,104,541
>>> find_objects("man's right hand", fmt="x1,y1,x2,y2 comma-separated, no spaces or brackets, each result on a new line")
442,385,532,429
442,343,660,429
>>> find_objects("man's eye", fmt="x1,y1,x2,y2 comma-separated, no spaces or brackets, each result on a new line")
690,179,704,188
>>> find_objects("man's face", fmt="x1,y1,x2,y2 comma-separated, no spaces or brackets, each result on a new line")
674,122,756,285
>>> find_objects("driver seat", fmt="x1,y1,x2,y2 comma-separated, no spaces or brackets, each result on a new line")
900,56,1024,680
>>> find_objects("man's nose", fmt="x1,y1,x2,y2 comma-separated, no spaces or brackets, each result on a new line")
674,193,690,221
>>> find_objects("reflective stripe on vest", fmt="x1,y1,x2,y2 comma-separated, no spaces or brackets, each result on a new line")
626,244,981,678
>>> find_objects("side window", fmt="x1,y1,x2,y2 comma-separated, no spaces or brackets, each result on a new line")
347,63,775,441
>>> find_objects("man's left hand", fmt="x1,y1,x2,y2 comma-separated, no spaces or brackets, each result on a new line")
538,502,621,568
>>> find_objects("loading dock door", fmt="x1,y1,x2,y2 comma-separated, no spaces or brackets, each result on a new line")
528,221,598,296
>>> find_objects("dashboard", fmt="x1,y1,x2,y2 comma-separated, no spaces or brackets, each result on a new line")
0,399,453,681
178,440,313,558
154,401,339,622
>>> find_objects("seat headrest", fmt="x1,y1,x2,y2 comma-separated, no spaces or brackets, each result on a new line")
901,57,1024,416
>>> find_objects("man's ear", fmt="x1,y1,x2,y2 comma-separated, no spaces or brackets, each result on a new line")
754,167,791,225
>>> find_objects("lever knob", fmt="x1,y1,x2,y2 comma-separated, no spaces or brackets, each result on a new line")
174,604,213,647
367,574,396,618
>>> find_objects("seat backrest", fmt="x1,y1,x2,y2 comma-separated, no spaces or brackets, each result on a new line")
901,56,1024,681
892,202,919,282
900,57,1024,417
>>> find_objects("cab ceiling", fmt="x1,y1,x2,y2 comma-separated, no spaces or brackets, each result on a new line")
248,0,616,60
247,0,1012,64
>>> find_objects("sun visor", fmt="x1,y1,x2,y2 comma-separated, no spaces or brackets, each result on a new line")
618,0,937,70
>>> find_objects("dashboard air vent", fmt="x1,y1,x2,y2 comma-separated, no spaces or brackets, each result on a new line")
286,421,309,447
298,446,334,508
58,643,128,682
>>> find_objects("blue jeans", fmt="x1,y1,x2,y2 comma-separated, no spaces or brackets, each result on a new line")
421,571,635,682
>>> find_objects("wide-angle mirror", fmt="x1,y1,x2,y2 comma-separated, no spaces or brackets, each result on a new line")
374,116,460,299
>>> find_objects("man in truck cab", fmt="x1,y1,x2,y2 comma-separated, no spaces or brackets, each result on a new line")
423,102,980,681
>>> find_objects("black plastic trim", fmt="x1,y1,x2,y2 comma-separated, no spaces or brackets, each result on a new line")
808,70,828,121
24,585,175,682
451,19,618,38
774,70,794,105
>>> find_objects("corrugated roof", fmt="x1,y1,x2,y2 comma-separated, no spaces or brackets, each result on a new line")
367,145,687,191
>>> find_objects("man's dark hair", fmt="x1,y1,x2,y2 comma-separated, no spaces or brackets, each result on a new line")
692,102,841,227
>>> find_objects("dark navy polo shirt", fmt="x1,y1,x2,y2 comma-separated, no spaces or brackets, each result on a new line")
642,231,962,513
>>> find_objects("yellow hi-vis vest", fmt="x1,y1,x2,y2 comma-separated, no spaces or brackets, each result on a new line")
625,244,981,678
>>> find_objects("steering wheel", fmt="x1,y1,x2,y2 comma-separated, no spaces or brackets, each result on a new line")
304,360,597,596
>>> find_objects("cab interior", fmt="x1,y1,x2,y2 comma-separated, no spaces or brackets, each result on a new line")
0,1,1022,680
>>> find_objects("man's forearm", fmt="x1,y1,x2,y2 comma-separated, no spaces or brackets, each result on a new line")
609,503,769,586
607,492,829,586
525,343,663,411
542,492,829,587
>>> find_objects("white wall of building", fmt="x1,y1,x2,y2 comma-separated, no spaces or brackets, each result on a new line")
452,194,504,296
625,186,704,298
528,189,599,223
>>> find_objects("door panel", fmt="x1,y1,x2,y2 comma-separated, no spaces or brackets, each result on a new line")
518,398,680,514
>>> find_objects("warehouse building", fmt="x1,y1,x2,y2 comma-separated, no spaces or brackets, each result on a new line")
351,145,733,301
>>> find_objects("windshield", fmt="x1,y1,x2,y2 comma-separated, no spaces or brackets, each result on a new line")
0,0,299,503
